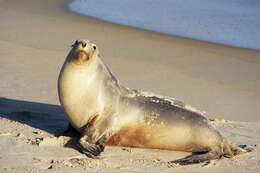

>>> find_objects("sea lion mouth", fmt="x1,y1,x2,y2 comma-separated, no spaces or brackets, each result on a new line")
74,50,90,62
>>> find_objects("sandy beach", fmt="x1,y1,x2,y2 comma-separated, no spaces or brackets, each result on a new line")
0,0,260,172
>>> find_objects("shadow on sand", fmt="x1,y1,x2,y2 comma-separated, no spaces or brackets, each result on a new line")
0,97,68,135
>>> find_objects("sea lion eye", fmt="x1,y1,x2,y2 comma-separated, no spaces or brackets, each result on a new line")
93,45,96,50
82,42,87,48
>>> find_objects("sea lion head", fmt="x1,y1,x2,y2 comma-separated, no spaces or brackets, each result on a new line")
67,39,99,65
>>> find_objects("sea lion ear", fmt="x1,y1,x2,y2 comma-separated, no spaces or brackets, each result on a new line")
72,40,79,47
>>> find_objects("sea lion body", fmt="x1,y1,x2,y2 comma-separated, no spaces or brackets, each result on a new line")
58,39,246,165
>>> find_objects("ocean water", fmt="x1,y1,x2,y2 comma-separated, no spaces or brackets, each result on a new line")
69,0,260,50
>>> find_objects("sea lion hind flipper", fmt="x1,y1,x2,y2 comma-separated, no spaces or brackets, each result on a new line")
169,143,251,166
168,150,221,166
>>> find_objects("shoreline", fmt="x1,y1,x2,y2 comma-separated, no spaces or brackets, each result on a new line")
68,0,260,51
66,0,260,52
63,2,260,68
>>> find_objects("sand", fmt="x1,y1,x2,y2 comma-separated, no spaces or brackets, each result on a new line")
0,0,260,172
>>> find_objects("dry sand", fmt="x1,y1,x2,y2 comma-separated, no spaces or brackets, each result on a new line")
0,0,260,172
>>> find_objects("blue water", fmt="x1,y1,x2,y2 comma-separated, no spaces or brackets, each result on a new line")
69,0,260,50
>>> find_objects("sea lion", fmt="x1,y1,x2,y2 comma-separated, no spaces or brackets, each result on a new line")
58,39,248,165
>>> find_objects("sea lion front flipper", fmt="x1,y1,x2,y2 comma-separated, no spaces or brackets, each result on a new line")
77,114,109,158
62,123,81,137
168,150,221,166
79,134,106,158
